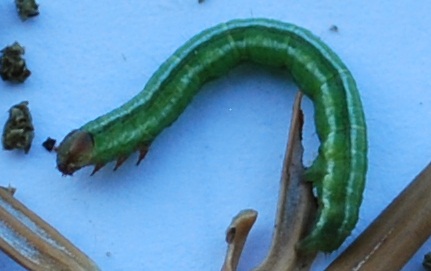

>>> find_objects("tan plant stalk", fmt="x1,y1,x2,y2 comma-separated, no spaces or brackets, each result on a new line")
0,187,100,271
327,162,431,270
220,93,318,271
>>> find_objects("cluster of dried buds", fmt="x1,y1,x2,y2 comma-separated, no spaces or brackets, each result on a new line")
2,101,34,153
15,0,39,21
0,42,31,83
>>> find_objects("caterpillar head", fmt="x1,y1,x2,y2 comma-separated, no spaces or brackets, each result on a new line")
56,130,94,175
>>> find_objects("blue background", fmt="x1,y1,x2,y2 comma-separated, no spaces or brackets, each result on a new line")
1,1,431,270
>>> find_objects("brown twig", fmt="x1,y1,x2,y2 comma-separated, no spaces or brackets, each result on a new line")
327,161,431,270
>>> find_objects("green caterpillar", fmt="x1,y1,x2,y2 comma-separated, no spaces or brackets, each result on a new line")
56,18,367,253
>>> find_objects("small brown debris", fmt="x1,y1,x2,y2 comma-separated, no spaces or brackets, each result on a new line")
42,137,57,152
329,25,339,32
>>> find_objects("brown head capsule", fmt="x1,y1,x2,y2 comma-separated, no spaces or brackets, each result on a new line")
56,130,94,175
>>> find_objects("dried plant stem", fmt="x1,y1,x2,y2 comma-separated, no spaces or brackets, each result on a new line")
327,162,431,270
0,187,100,271
253,92,317,271
221,209,258,271
220,92,317,271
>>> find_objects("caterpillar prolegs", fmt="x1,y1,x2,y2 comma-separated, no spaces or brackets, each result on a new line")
56,19,367,253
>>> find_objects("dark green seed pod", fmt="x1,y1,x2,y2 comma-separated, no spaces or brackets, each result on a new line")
2,101,34,153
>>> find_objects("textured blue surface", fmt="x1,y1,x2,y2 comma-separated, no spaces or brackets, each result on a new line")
1,1,431,270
